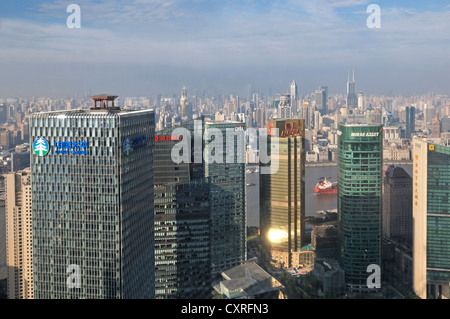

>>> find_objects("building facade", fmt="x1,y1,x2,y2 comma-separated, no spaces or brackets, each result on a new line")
337,124,383,292
204,120,247,277
30,96,155,298
383,166,413,248
406,106,415,138
5,168,33,299
260,118,306,269
153,121,212,299
413,138,450,299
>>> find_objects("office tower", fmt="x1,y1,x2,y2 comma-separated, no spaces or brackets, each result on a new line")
180,87,191,120
153,121,212,299
11,145,31,172
357,92,364,111
0,105,7,124
383,166,413,248
413,138,450,299
290,81,298,111
30,95,155,299
278,94,292,119
346,70,357,109
5,169,33,299
313,110,321,130
315,87,327,116
406,106,415,138
431,113,441,138
300,102,313,129
337,124,383,292
423,104,436,127
204,120,247,277
260,119,306,268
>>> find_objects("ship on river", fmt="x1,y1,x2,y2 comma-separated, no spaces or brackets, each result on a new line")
313,177,338,195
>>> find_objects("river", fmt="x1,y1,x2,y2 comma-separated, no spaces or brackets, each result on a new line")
246,164,413,227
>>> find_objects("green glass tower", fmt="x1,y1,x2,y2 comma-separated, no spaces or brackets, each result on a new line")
413,138,450,299
337,124,383,292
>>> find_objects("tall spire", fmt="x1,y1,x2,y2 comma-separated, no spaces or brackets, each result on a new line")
352,68,355,82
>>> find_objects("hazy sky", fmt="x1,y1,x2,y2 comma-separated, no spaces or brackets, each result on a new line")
0,0,449,98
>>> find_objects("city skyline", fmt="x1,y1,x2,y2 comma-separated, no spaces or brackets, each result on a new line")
1,1,450,97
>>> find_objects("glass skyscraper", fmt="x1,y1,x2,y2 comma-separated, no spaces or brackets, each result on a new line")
406,106,415,138
204,120,247,277
260,118,306,269
154,120,211,299
30,96,155,298
413,138,450,299
337,124,383,293
153,117,247,297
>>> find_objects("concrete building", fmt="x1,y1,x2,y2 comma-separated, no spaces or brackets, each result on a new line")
215,261,285,299
383,166,413,248
5,169,33,299
314,259,345,297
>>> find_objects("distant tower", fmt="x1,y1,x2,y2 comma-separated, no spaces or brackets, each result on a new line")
290,81,298,111
180,86,191,119
357,92,364,111
315,87,328,116
346,69,357,109
278,94,292,119
406,106,415,138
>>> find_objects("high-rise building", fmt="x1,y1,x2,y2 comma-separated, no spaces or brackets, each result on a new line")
30,95,155,299
204,120,247,277
431,113,441,138
337,124,383,292
315,87,328,116
278,94,292,119
383,166,413,249
180,87,192,120
153,120,212,299
260,119,306,269
346,70,357,109
290,81,298,112
413,138,450,299
357,92,364,111
406,106,415,138
5,168,33,299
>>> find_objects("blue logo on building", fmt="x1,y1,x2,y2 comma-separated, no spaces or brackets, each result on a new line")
124,138,132,156
124,136,147,156
54,141,89,155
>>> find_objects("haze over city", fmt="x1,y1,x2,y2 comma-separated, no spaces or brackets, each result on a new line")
1,0,449,97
